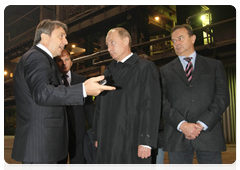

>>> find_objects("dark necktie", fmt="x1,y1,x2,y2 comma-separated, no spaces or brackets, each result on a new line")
184,57,193,82
62,74,69,87
62,74,71,112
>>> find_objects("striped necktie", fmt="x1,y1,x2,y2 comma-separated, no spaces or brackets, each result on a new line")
184,57,193,82
62,74,69,87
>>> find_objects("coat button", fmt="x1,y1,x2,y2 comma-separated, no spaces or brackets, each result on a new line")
140,134,143,137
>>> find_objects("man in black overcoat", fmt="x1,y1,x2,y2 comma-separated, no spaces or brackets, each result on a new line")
54,50,94,163
160,24,230,164
11,19,115,164
92,27,161,164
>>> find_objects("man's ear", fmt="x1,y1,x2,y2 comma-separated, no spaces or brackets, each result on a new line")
124,37,130,47
191,34,196,44
40,33,49,44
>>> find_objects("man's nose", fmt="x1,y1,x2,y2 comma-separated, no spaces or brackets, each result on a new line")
64,37,68,45
108,45,112,52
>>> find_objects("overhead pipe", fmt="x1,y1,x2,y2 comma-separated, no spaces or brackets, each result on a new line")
73,17,236,64
73,35,171,64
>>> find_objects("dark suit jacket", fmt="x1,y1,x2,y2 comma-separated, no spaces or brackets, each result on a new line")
160,54,229,152
12,46,84,163
67,72,94,163
68,72,94,141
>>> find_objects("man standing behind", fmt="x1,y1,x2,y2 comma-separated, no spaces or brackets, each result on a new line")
92,27,161,164
12,19,115,164
160,24,229,164
54,50,94,163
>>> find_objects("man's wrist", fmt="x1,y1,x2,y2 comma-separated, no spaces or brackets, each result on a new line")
177,120,187,132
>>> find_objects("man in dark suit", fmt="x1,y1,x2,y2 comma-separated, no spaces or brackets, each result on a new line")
11,19,115,164
54,50,94,163
160,24,230,164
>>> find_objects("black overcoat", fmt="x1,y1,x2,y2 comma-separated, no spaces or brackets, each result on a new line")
92,53,161,164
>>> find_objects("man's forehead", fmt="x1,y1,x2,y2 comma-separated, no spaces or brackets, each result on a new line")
172,28,187,35
61,51,69,56
106,30,118,39
53,26,66,34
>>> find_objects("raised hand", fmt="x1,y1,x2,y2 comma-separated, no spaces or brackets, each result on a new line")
84,75,116,96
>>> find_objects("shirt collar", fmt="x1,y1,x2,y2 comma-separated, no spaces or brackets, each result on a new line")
36,43,53,59
120,52,133,63
61,71,71,84
61,71,71,78
178,51,197,70
178,51,196,61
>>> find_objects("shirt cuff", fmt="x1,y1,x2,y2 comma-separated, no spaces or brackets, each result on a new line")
196,120,208,131
177,120,187,132
83,83,87,98
141,145,151,149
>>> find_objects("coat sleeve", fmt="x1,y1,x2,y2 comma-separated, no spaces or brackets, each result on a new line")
24,52,84,106
92,96,101,141
138,62,161,148
84,96,95,128
160,67,187,130
198,60,230,131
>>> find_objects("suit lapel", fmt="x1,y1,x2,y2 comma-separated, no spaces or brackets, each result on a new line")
71,72,79,85
191,55,206,84
35,46,62,85
172,58,189,84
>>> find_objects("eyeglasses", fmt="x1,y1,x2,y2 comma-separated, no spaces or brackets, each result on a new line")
172,36,184,44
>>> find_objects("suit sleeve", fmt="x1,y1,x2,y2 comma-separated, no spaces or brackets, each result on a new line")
198,60,230,131
24,52,84,106
138,62,161,148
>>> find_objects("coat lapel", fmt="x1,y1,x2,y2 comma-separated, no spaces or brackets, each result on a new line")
172,58,189,84
70,71,76,85
35,46,63,85
191,55,206,84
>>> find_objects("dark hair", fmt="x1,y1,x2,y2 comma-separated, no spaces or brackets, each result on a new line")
62,49,73,61
33,19,68,45
171,24,194,37
108,27,132,47
54,49,73,62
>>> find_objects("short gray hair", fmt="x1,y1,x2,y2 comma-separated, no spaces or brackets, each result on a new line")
108,27,132,47
33,19,68,45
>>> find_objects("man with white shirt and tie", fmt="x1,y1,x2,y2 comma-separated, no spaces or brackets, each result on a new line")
54,50,94,164
12,19,115,164
160,24,230,164
92,27,161,163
